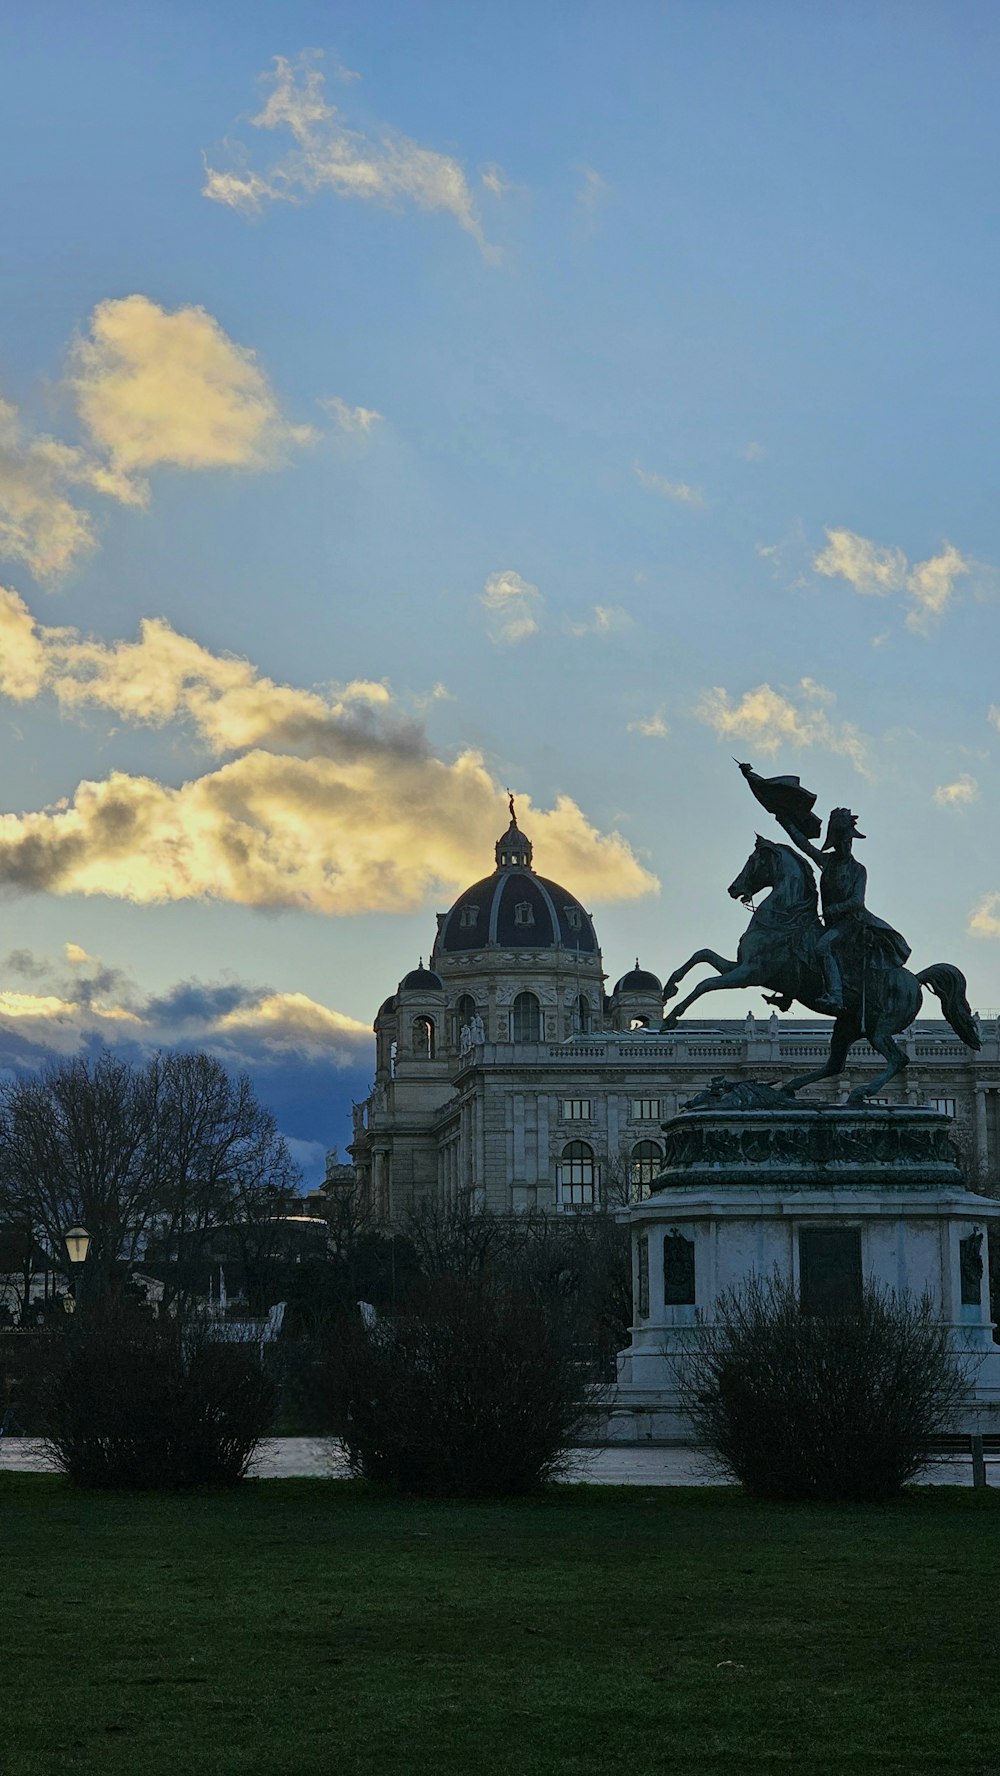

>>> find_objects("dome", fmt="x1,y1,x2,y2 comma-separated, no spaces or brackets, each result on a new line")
398,963,444,993
376,994,397,1018
614,960,662,995
434,805,599,956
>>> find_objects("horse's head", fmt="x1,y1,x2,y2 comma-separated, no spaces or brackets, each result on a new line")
729,836,778,906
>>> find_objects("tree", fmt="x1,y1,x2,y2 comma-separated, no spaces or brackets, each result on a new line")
146,1052,300,1311
0,1050,300,1303
680,1274,971,1502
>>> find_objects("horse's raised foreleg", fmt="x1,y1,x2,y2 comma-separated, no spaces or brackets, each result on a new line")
662,962,759,1026
847,1028,908,1105
663,950,737,1002
782,1017,855,1096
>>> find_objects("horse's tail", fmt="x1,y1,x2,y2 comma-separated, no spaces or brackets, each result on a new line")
916,964,981,1050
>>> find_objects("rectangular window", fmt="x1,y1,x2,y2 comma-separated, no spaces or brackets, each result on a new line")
562,1099,592,1120
637,1235,650,1319
930,1097,956,1117
631,1098,661,1121
561,1181,595,1206
799,1228,863,1317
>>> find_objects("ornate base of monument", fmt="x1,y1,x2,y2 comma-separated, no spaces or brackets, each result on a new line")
607,1100,1000,1446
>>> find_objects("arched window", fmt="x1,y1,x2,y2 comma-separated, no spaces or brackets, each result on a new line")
411,1016,435,1060
560,1140,596,1207
512,991,542,1043
578,995,593,1034
629,1015,649,1031
452,993,476,1046
629,1140,662,1199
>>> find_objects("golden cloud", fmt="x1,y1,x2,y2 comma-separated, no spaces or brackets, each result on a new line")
0,300,313,582
0,590,658,913
204,54,491,254
814,528,971,633
933,774,979,808
70,295,316,476
697,679,871,775
969,894,1000,940
480,569,542,646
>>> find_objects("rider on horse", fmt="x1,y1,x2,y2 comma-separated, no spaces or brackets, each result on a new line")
781,806,911,1014
738,763,911,1015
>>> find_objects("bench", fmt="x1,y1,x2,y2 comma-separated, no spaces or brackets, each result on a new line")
921,1433,1000,1488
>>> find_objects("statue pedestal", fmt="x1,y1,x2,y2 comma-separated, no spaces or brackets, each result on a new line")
608,1104,1000,1444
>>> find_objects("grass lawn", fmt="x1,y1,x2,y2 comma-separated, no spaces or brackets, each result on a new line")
2,1477,999,1776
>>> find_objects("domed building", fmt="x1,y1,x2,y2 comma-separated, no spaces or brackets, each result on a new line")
349,806,1000,1220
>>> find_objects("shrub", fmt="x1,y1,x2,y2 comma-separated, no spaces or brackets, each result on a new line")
680,1276,971,1503
0,1330,62,1433
43,1304,276,1489
320,1276,593,1497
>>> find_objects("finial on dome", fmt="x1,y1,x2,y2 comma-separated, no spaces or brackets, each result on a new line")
495,794,533,871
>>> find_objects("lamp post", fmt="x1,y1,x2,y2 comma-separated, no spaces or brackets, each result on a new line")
64,1225,91,1308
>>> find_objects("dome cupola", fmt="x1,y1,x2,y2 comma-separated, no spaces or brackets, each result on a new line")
398,960,444,993
434,800,598,956
614,961,662,996
611,958,662,1032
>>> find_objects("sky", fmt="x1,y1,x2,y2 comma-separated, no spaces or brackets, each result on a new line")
1,1,999,1184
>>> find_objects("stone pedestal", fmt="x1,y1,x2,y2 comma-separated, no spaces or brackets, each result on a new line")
609,1103,1000,1443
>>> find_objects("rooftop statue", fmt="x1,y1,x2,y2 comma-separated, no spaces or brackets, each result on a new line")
662,763,980,1102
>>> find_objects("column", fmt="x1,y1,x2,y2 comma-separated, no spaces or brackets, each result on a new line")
975,1088,989,1181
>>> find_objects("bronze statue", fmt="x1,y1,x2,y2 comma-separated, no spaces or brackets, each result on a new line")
662,764,980,1102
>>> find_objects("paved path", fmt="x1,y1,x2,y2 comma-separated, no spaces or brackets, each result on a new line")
0,1437,991,1486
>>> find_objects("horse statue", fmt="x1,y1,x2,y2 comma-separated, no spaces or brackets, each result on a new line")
661,833,980,1102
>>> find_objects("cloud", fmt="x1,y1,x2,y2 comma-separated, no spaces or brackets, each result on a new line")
633,462,705,508
0,591,658,913
697,678,870,774
204,53,491,254
0,948,377,1184
70,295,315,476
969,894,1000,940
576,165,609,212
0,584,398,758
0,301,311,583
564,604,632,639
321,396,383,433
933,774,979,808
627,710,670,739
813,528,972,633
0,397,109,580
480,569,542,646
64,941,94,963
0,946,371,1081
739,441,765,461
481,164,510,197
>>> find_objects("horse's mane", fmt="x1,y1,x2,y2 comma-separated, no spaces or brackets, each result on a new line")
757,839,819,912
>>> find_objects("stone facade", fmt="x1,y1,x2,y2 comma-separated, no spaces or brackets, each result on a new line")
349,815,1000,1216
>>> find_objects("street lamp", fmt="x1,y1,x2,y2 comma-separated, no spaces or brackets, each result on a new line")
64,1226,91,1267
63,1221,92,1307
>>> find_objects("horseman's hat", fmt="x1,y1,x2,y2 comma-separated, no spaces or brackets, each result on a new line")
822,807,865,849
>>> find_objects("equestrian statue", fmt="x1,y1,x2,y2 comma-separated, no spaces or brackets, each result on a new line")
661,762,980,1102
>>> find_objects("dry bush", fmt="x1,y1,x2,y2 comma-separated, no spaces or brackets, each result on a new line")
43,1303,276,1489
681,1275,971,1502
320,1276,593,1497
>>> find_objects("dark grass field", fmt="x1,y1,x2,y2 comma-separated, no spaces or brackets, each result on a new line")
2,1476,999,1776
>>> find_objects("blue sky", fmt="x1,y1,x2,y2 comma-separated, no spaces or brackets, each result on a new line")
1,2,999,1180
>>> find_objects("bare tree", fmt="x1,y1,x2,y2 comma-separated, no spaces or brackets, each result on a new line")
146,1052,299,1310
0,1053,158,1290
0,1050,300,1304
